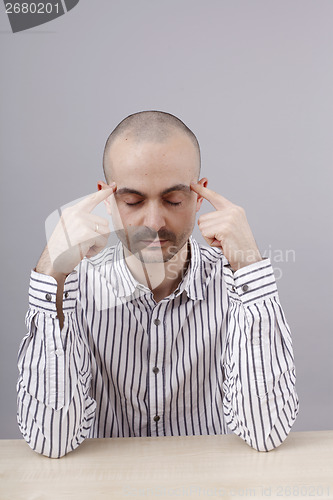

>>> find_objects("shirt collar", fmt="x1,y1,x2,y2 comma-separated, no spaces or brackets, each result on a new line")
111,241,138,297
110,235,207,300
177,236,205,300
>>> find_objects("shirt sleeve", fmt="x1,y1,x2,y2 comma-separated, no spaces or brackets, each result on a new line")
221,258,299,451
17,269,96,458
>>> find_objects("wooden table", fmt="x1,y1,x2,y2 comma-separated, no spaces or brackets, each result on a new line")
1,431,332,500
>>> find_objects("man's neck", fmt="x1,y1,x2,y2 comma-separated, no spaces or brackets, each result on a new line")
123,240,191,301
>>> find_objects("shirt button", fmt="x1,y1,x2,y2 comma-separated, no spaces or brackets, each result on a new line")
252,337,260,345
64,291,69,298
232,286,236,292
45,293,52,301
152,367,159,374
55,349,63,356
153,319,161,326
242,284,249,292
153,415,160,422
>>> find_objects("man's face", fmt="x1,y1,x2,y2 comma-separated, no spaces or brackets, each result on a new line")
103,132,205,263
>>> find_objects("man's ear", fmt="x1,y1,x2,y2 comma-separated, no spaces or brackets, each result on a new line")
97,180,113,215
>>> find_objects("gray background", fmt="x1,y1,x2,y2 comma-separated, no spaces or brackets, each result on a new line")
0,0,332,439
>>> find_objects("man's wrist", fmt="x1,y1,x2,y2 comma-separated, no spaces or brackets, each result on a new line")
229,248,263,272
35,248,68,283
35,265,68,283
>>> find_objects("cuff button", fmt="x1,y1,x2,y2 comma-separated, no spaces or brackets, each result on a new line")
64,291,69,298
45,293,52,301
242,284,249,292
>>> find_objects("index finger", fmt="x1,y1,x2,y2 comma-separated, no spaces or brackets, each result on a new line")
190,182,231,210
76,183,117,212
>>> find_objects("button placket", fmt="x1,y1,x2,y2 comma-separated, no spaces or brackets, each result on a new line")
148,305,165,436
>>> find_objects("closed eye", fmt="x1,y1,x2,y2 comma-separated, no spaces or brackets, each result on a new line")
125,201,182,207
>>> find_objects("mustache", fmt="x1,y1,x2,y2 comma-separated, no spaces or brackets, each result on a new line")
130,228,176,242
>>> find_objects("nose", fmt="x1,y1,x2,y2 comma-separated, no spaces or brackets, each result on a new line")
142,202,166,233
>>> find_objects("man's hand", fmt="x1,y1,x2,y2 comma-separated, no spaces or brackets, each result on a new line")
36,183,117,278
190,182,262,271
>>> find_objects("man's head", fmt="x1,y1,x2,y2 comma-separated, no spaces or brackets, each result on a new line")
99,110,207,263
102,110,201,182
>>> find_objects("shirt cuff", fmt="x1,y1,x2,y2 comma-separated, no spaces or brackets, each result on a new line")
29,269,78,315
233,258,278,306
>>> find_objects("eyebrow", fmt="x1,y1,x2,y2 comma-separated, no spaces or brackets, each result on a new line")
114,184,191,197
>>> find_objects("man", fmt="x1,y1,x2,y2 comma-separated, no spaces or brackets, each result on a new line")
17,110,299,458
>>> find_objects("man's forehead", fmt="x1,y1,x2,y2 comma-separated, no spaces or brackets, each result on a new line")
105,133,200,184
110,130,199,160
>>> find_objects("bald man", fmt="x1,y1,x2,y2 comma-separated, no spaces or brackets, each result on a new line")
17,111,299,458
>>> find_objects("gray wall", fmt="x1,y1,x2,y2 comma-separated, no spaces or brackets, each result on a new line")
0,0,332,438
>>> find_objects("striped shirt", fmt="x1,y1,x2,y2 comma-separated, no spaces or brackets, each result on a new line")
17,236,299,458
